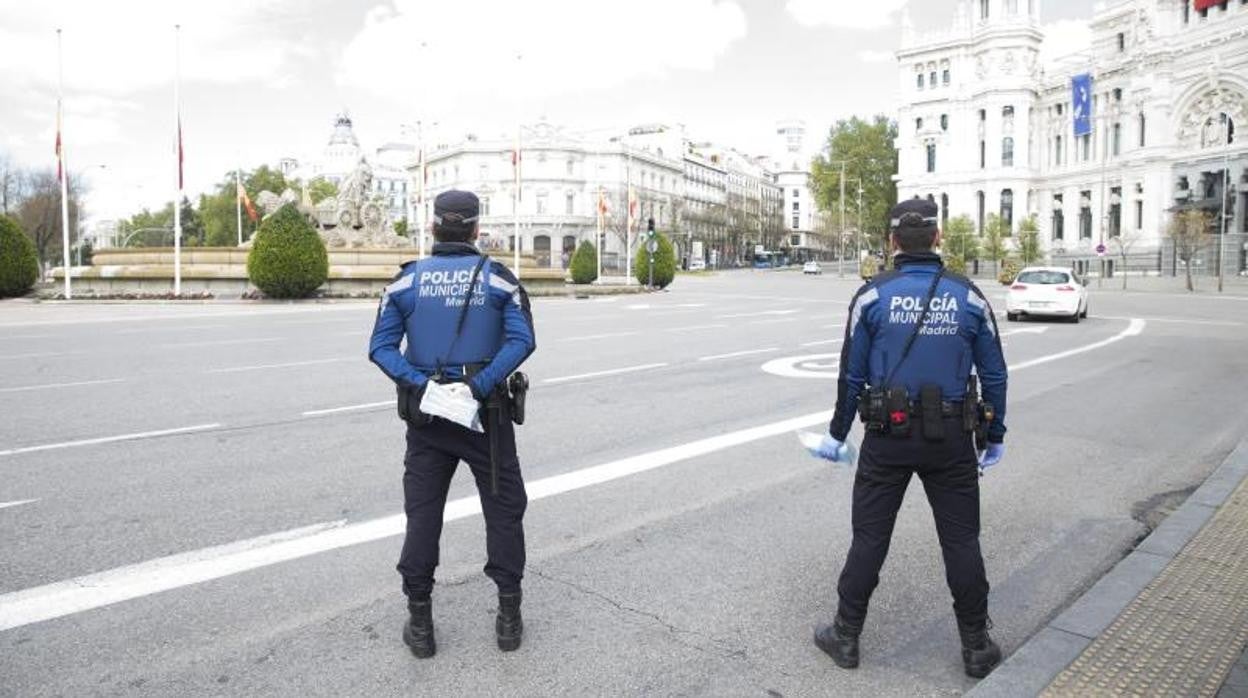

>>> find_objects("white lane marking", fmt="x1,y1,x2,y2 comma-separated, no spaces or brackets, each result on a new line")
0,378,126,394
114,324,228,335
626,304,652,310
159,338,280,349
762,353,841,379
1009,319,1145,371
206,357,356,374
0,351,87,360
698,348,779,362
667,323,730,333
800,339,842,347
716,309,799,319
1096,314,1242,327
302,401,392,417
558,331,641,343
0,424,222,458
672,303,708,308
0,410,833,632
0,320,1150,630
748,317,799,325
0,499,39,510
542,363,668,384
1000,327,1050,337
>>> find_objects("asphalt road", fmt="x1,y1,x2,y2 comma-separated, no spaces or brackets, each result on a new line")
2,271,1247,697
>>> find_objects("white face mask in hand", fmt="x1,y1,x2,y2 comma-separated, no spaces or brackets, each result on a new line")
419,381,484,433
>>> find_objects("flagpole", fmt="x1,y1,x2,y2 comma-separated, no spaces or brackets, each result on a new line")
418,121,427,258
513,125,521,279
596,186,604,282
235,167,243,246
56,29,72,299
625,141,632,283
172,24,182,296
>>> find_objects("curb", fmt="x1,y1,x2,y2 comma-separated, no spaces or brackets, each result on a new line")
967,436,1248,697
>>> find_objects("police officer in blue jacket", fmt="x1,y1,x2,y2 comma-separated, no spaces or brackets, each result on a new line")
368,189,536,659
811,198,1008,678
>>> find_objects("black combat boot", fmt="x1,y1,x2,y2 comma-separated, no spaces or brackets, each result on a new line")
402,597,436,659
959,619,1001,679
496,591,523,652
814,615,861,669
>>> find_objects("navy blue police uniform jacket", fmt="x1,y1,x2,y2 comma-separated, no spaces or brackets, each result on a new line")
368,241,536,400
829,252,1008,444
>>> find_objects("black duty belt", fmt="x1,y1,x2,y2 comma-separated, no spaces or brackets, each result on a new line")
907,400,963,418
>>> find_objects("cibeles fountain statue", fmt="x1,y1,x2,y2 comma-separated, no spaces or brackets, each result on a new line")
252,159,410,249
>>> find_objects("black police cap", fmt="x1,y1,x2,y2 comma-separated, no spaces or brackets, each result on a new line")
433,190,480,227
889,198,939,231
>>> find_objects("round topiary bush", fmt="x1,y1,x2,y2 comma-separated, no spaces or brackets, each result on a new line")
569,240,598,284
945,255,967,276
246,203,328,298
0,215,39,298
632,233,676,289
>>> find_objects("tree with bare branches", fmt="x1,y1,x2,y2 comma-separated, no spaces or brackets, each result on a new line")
1109,232,1141,290
16,170,85,277
1168,209,1212,292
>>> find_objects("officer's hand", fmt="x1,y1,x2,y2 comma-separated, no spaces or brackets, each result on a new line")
810,435,850,463
978,443,1005,474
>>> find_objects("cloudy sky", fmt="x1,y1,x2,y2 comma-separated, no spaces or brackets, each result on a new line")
0,0,1094,225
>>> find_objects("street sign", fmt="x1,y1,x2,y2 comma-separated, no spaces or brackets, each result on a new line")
647,239,658,254
1096,243,1106,257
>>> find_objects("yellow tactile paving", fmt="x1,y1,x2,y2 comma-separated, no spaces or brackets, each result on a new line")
1042,477,1248,697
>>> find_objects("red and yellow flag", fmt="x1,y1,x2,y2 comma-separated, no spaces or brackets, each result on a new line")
237,183,258,222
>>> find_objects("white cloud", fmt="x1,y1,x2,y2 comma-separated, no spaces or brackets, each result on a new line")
786,0,909,30
0,0,310,95
1040,19,1093,65
337,0,748,103
857,49,895,63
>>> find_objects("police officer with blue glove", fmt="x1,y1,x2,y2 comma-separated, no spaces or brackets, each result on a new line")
369,190,536,659
811,198,1008,679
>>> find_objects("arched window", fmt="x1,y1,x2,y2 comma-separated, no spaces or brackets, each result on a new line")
1000,189,1014,233
940,114,949,131
1002,137,1015,167
926,143,937,173
1052,194,1064,241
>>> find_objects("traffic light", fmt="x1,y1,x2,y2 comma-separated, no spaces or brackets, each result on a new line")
647,217,656,239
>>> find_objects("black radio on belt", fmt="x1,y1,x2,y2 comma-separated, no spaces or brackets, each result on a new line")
860,386,888,434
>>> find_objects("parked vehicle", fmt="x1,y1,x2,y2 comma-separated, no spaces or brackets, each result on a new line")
802,261,823,275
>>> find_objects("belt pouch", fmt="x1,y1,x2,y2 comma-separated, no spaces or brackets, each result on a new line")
920,384,945,441
397,383,433,426
886,387,910,437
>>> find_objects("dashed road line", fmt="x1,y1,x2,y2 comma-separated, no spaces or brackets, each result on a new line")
302,401,392,417
159,338,280,349
206,357,356,374
0,499,39,511
0,379,126,394
698,348,779,362
542,363,668,384
716,309,799,319
0,424,222,458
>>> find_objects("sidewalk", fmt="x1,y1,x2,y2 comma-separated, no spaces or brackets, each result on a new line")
971,438,1248,697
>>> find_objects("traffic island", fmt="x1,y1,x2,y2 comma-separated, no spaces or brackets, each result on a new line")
970,438,1248,697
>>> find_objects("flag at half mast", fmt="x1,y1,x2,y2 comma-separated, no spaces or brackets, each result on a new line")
55,102,64,182
237,182,258,222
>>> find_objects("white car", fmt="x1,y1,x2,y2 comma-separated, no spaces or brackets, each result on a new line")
688,258,707,271
1005,266,1089,323
802,261,822,275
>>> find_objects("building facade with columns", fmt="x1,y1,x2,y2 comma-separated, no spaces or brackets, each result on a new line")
420,121,792,270
896,0,1247,275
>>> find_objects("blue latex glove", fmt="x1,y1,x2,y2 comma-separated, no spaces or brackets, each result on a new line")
978,443,1005,474
809,434,855,464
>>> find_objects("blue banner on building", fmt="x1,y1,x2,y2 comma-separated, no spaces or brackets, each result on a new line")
1072,73,1093,137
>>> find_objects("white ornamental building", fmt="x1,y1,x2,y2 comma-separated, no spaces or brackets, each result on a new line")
896,0,1248,276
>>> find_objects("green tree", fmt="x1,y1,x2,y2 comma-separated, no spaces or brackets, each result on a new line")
941,215,979,275
305,177,338,204
0,214,39,297
123,204,174,246
246,203,328,298
393,218,409,237
1017,215,1042,265
633,233,677,288
245,165,290,197
810,115,899,254
569,240,598,284
199,189,243,247
982,213,1009,277
178,196,204,246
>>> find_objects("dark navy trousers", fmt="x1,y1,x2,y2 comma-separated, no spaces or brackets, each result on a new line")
398,417,527,598
836,417,990,629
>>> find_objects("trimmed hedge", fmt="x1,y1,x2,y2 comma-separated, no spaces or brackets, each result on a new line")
246,204,328,298
632,233,676,288
569,240,598,284
0,215,38,298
